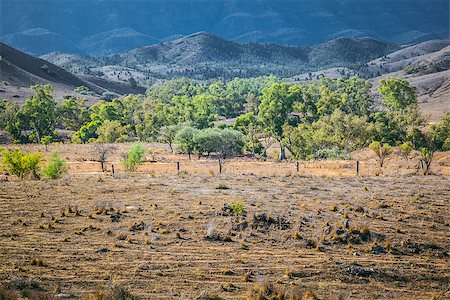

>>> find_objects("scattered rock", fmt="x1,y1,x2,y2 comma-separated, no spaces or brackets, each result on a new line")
96,248,110,253
371,244,387,254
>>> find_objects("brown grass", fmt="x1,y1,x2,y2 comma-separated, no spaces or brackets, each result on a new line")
0,144,449,299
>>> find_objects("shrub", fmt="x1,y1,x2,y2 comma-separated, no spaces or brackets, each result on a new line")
0,148,42,179
43,150,67,179
369,141,392,167
122,143,146,172
400,141,414,161
74,85,95,96
228,201,245,216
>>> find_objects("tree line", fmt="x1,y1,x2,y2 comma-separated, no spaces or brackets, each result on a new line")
0,76,449,173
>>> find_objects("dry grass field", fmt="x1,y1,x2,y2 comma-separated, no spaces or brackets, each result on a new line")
0,144,449,299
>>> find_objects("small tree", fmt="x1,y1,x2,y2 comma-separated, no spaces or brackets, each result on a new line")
0,148,42,179
411,112,450,175
43,150,67,179
369,141,392,167
175,126,198,160
41,135,52,151
399,141,413,161
160,124,180,153
92,143,116,172
123,142,146,172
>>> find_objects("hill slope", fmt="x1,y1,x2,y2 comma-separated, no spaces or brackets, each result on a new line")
0,43,144,104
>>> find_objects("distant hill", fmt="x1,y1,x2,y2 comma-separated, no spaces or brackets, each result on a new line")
0,43,145,104
1,0,448,56
43,32,399,81
79,28,160,56
0,28,81,56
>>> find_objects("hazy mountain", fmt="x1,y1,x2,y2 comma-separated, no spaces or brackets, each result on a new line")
0,0,447,56
0,28,81,56
79,28,160,56
42,32,399,81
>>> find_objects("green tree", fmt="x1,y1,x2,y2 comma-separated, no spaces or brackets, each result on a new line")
378,78,417,111
40,135,52,151
159,124,181,153
234,112,263,156
96,120,129,143
19,84,58,143
175,126,199,159
217,128,245,159
0,100,24,142
191,94,218,129
400,141,414,161
59,97,90,131
258,83,302,160
410,111,450,175
369,141,392,167
71,119,102,143
194,128,222,157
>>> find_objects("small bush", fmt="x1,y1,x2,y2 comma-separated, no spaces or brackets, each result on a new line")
0,148,42,179
228,201,245,216
43,150,67,179
122,143,146,172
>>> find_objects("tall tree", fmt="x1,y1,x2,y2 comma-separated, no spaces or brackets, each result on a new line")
378,78,417,111
258,83,302,160
19,84,58,143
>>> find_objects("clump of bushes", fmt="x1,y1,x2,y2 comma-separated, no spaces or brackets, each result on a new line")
0,148,42,179
74,85,95,96
1,148,67,180
122,143,146,172
42,150,67,179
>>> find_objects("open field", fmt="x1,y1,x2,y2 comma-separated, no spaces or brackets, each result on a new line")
0,144,449,299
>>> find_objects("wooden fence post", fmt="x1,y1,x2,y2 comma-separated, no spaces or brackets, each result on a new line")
219,159,223,174
356,160,359,177
296,161,300,172
176,161,180,174
111,164,115,178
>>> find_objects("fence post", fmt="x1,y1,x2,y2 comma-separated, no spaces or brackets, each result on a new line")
356,160,359,177
111,164,115,178
176,161,180,174
296,161,299,172
219,159,222,174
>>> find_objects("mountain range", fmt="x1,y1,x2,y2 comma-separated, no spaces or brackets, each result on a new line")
0,0,448,56
41,32,399,81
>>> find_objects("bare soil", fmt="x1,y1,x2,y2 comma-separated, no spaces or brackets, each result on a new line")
0,144,449,299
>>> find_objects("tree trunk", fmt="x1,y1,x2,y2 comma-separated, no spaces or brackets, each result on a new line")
279,145,286,161
188,151,191,160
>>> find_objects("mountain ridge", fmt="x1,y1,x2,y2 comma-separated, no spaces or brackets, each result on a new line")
1,0,447,56
41,32,399,81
